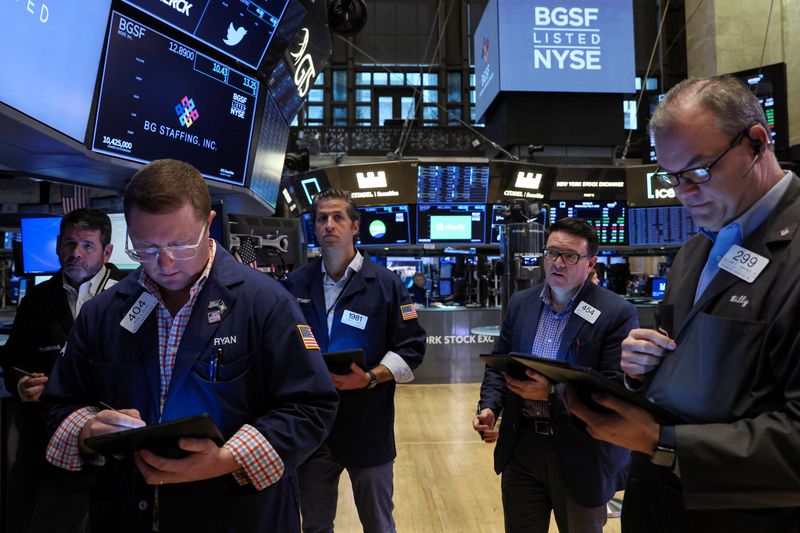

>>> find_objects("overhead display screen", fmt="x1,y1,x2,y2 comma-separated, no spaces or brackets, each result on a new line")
249,92,289,209
0,0,112,141
357,205,412,247
548,200,626,245
475,0,635,119
417,164,490,204
628,206,698,247
93,13,260,185
417,204,486,245
122,0,289,69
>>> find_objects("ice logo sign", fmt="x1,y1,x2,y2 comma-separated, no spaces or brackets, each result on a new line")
356,171,387,189
176,96,199,127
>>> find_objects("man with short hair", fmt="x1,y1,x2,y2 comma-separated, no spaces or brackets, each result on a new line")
283,188,426,533
474,217,637,533
568,75,800,531
1,208,125,533
408,272,427,305
43,159,338,532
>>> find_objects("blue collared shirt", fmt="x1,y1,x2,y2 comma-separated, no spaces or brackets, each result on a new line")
694,171,792,302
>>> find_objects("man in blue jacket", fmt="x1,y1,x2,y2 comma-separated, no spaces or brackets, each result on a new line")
42,159,338,532
283,188,426,533
474,217,637,533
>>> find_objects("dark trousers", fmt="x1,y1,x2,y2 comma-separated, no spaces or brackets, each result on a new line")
297,443,395,533
501,429,606,533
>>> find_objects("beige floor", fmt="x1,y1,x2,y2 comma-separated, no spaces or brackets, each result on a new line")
331,383,622,532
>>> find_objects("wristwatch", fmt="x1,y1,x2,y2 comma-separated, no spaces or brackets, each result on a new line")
650,425,677,469
366,370,378,390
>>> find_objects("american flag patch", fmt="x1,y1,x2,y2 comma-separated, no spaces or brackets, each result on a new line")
297,325,320,350
400,303,418,321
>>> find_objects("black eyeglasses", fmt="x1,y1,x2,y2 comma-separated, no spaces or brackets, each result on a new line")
654,128,748,188
542,248,590,265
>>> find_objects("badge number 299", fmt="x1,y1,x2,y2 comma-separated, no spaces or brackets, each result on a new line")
719,245,769,283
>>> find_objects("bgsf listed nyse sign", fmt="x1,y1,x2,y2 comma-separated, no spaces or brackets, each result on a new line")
500,0,634,93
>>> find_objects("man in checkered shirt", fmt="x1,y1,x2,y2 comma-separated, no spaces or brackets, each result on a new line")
42,159,338,532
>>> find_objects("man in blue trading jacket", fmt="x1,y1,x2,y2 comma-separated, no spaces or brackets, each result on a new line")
569,76,800,532
42,159,338,533
283,188,426,533
474,217,637,533
1,208,126,533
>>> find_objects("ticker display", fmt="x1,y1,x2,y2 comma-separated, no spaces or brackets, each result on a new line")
122,0,289,69
548,200,626,245
628,206,698,247
417,164,490,204
93,13,260,185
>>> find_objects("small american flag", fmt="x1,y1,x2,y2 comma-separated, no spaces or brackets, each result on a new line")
297,325,320,350
235,236,258,269
400,303,418,321
61,185,88,214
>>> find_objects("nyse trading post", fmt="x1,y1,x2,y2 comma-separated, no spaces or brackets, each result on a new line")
93,13,260,185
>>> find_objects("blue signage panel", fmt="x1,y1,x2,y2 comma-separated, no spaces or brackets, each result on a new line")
474,0,501,120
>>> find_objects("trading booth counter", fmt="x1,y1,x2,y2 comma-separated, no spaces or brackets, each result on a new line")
413,306,502,384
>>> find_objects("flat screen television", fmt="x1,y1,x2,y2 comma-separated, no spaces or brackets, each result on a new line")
628,205,698,247
121,0,290,70
92,12,260,186
357,205,411,247
417,164,490,204
416,204,487,245
548,200,627,246
20,217,61,275
0,1,112,141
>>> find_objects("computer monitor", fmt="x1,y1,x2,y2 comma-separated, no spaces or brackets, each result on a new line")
650,277,667,300
20,217,61,275
300,213,319,249
357,205,412,247
416,204,487,245
438,279,453,297
107,213,140,271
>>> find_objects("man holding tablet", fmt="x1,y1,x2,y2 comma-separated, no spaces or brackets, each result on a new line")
474,217,637,532
43,160,338,532
284,188,426,533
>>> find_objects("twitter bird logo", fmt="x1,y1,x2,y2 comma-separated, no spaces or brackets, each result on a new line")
223,23,247,46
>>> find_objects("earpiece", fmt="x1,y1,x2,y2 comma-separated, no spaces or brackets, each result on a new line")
749,137,763,155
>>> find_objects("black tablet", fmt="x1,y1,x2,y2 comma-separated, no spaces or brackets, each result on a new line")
511,355,681,424
322,349,366,375
479,355,531,380
85,413,224,460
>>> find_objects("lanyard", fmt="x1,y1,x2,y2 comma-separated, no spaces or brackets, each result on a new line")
325,272,355,318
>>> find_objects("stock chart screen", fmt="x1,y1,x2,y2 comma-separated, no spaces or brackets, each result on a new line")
548,200,626,245
417,164,490,204
628,206,698,247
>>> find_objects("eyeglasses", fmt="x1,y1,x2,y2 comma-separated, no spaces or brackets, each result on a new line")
542,248,590,265
654,128,748,188
125,223,207,263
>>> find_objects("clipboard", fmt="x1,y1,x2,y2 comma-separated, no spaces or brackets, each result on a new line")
322,349,366,375
479,355,531,380
85,413,224,460
511,355,681,424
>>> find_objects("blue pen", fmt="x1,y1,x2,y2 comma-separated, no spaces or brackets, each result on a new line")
210,348,222,382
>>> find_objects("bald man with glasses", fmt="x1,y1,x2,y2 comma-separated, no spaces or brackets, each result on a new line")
474,217,637,533
568,75,800,532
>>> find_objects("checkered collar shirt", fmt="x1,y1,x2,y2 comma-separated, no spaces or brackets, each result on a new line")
138,239,216,416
